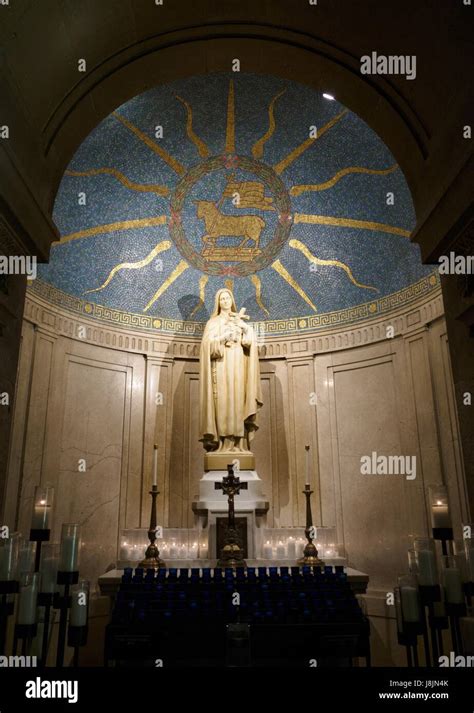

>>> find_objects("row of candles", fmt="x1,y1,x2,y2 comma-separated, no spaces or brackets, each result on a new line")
119,529,208,561
261,538,340,560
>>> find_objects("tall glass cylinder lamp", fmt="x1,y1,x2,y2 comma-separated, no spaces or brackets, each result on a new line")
56,524,81,667
30,485,54,572
428,485,453,554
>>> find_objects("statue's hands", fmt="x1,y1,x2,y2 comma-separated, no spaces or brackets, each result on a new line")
228,311,249,334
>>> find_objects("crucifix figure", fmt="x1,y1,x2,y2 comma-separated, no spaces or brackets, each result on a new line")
215,463,248,567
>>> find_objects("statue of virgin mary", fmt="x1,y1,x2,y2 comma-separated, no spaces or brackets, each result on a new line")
199,288,263,461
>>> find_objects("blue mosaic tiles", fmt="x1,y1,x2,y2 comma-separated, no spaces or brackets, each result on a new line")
35,72,435,330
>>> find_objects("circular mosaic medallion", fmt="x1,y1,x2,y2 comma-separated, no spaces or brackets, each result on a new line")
169,154,292,276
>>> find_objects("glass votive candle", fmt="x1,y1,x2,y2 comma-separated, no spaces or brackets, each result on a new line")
413,538,438,586
263,540,273,559
59,524,81,572
398,574,421,623
17,571,39,625
442,555,464,604
276,540,286,559
169,540,178,559
199,540,208,559
39,543,59,594
0,532,21,581
428,485,452,530
325,543,338,558
70,580,90,627
31,485,54,530
17,540,36,576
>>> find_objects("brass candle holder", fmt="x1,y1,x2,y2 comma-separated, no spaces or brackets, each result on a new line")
297,484,325,566
139,485,165,570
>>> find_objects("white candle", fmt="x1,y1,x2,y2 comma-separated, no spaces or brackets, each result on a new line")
119,541,130,561
18,581,38,625
31,502,51,530
444,568,464,604
263,541,272,559
153,445,158,486
59,535,78,572
417,549,438,586
199,542,208,559
276,541,286,559
189,542,198,559
432,502,451,529
287,537,296,559
400,585,420,623
179,544,188,559
70,591,88,627
305,445,310,485
169,543,178,558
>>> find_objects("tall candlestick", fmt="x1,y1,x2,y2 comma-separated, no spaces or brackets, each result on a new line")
305,444,310,486
153,444,158,487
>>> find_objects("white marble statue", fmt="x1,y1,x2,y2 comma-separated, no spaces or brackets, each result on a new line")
199,288,262,455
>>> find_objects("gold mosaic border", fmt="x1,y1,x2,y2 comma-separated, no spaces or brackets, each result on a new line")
27,271,439,336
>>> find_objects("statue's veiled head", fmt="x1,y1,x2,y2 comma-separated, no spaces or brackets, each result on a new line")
212,288,237,317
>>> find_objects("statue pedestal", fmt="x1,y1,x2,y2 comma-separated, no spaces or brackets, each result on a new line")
192,470,269,559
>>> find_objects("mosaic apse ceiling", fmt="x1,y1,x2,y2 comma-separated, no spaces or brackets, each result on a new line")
33,73,437,336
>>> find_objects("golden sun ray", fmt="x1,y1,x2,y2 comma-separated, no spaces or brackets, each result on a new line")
84,240,172,295
290,164,398,196
273,109,348,175
252,89,286,160
175,95,210,158
143,260,189,313
55,216,168,245
225,80,235,153
112,112,185,176
289,239,379,292
224,278,234,293
250,275,269,316
65,168,170,197
293,214,411,238
189,275,209,318
271,260,317,312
